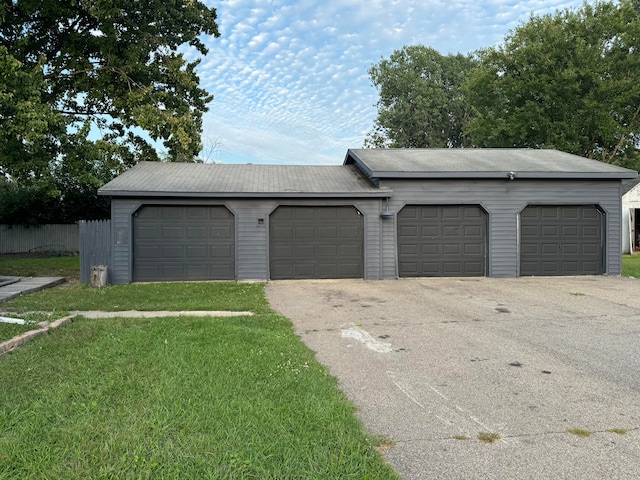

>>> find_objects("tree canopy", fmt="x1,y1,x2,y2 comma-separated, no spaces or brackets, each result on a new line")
467,0,640,168
0,0,219,222
366,46,477,148
367,0,640,169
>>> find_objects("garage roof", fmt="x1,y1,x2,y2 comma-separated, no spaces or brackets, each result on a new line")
345,148,638,180
99,162,391,198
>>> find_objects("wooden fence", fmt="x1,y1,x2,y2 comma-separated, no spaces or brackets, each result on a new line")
0,224,79,254
79,220,112,284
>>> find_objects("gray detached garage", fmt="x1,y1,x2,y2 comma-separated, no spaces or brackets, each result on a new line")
98,149,636,283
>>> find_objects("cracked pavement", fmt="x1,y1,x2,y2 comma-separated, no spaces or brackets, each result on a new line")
266,276,640,479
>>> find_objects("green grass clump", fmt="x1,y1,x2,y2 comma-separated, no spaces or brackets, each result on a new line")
622,255,640,278
477,432,502,444
568,428,592,438
608,428,628,435
0,322,34,344
0,254,79,280
2,282,271,314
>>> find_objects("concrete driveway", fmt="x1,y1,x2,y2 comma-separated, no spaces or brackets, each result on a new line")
266,276,640,480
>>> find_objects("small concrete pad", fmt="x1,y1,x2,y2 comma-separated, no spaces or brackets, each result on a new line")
0,277,65,302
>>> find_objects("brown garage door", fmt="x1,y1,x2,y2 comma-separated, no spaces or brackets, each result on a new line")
133,205,234,282
520,205,603,276
398,205,487,277
269,206,363,279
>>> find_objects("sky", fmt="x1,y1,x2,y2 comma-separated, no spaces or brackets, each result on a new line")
195,0,592,165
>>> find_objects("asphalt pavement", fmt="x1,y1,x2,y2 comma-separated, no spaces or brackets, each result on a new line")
266,276,640,480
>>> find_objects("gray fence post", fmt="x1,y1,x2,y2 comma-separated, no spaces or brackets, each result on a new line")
79,220,112,284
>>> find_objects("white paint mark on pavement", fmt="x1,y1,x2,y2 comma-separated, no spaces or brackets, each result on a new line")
341,326,393,353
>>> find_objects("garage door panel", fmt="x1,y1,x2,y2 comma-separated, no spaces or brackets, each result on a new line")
398,205,486,277
340,226,360,237
318,226,338,237
295,226,315,239
210,245,233,257
443,244,461,255
161,226,183,239
134,206,235,282
520,205,602,276
562,244,578,255
318,245,338,257
161,208,183,220
295,245,316,256
273,245,293,257
137,226,160,238
271,226,293,239
464,244,482,255
161,245,184,258
340,244,361,256
582,226,599,237
186,207,208,219
186,245,208,258
421,226,438,236
421,244,438,255
269,206,363,279
442,226,460,237
562,226,578,237
400,244,418,255
186,226,208,238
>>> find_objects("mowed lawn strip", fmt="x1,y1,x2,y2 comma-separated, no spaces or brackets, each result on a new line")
1,282,271,314
0,255,80,281
0,284,399,479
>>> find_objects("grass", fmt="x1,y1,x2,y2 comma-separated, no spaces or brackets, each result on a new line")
477,432,502,444
1,282,271,314
0,322,33,343
608,428,628,435
622,254,640,277
0,281,399,479
0,254,80,281
568,428,592,438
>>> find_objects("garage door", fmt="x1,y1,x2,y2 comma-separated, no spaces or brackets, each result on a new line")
520,205,603,276
398,205,487,277
133,205,234,282
269,206,363,279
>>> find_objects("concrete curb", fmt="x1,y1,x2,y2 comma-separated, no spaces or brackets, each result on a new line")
0,315,74,356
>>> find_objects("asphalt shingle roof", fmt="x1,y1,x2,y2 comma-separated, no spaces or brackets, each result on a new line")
99,162,390,198
345,148,638,179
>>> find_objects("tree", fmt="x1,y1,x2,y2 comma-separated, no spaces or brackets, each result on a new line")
0,0,220,187
366,46,477,148
466,0,640,168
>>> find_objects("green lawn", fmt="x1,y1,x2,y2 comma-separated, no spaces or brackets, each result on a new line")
0,282,398,479
0,254,80,281
622,254,640,278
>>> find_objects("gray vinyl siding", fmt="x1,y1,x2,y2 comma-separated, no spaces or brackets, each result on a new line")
108,178,623,283
111,199,141,284
379,179,623,278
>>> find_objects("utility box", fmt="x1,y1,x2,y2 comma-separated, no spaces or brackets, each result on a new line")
90,265,108,288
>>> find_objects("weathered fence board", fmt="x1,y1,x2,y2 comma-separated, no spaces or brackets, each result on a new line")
79,220,112,284
0,224,79,254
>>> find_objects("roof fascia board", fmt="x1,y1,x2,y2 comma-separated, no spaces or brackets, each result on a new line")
98,190,393,198
368,171,638,180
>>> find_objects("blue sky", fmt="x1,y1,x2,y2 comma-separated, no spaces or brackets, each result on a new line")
196,0,592,165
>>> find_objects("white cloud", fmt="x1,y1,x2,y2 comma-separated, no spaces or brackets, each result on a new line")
199,0,594,165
